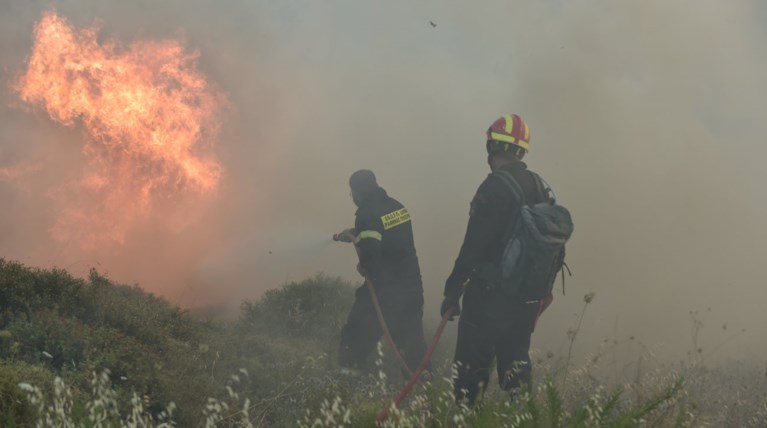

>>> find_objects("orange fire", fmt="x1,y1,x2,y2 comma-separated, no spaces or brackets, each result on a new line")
15,11,226,247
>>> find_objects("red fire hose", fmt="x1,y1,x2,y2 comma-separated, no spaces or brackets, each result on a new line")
336,232,458,423
375,306,454,423
364,275,414,378
337,229,414,377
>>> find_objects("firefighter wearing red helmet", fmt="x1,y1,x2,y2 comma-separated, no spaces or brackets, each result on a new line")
486,114,531,157
441,114,556,404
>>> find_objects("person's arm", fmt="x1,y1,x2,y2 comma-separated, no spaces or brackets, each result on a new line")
333,228,356,242
444,178,509,298
354,213,384,281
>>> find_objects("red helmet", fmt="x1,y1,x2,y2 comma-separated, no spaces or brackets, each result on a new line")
486,114,530,154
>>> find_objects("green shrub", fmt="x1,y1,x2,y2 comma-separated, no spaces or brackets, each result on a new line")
0,260,84,320
4,259,765,427
0,261,361,426
240,273,354,344
0,362,55,427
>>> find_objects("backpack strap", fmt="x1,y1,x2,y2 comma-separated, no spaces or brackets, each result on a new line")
496,168,551,206
493,169,525,206
530,171,545,203
529,171,556,203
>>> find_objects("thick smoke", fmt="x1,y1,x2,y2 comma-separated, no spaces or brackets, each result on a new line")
1,0,765,363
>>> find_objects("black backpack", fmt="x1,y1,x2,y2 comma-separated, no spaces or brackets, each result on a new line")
492,169,573,301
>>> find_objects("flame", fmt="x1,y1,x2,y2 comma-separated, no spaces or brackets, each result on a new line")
14,11,226,247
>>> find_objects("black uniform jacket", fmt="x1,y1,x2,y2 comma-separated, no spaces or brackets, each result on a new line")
444,161,547,298
354,187,423,298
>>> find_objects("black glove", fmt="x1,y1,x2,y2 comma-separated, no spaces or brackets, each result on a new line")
333,228,356,243
440,295,461,321
356,262,366,278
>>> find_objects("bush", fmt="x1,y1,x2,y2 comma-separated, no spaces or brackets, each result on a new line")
5,259,765,427
0,261,359,426
0,259,218,425
0,362,55,427
0,260,84,320
239,273,354,344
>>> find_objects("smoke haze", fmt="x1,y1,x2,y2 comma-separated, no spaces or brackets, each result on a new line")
1,0,766,364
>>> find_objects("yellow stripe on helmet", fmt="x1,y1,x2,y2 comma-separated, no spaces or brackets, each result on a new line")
490,132,516,144
504,114,514,133
490,132,529,151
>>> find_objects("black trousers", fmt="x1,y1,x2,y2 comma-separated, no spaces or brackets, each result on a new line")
453,283,540,404
339,284,427,374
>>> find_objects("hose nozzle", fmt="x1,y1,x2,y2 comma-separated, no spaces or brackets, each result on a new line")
333,228,355,243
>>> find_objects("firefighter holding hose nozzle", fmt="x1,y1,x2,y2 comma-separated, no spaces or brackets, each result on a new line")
333,170,428,377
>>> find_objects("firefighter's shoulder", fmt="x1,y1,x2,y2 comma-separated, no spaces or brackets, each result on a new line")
354,204,379,227
469,175,493,213
470,175,508,215
475,174,509,201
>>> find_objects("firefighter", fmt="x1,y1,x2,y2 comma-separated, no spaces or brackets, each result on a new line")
335,170,428,375
441,114,553,403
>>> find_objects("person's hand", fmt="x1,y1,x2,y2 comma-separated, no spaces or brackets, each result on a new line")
333,228,355,243
356,262,366,277
440,295,461,321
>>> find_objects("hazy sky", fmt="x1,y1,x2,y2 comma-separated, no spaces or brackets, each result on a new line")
1,0,766,364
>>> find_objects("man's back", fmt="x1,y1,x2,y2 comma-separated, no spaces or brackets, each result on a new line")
444,161,546,298
354,187,422,296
